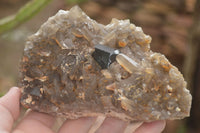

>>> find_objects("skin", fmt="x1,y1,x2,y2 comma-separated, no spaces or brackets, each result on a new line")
0,87,166,133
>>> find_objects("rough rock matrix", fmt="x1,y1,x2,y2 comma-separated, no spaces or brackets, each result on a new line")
19,6,192,122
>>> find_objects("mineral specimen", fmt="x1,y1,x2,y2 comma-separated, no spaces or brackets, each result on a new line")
19,6,192,122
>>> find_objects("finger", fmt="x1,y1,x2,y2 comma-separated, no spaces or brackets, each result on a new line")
0,87,21,132
13,110,55,133
124,122,143,133
134,120,166,133
58,117,96,133
88,116,106,133
96,117,128,133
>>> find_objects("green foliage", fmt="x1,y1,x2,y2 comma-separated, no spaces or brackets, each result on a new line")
0,0,52,35
0,93,4,98
66,0,88,4
176,124,187,133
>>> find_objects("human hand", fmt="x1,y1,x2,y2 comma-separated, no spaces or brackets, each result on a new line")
0,87,166,133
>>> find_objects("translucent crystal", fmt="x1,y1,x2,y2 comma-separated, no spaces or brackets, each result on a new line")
19,6,192,122
116,53,140,73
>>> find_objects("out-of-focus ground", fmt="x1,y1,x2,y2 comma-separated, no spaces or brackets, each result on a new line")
0,0,199,133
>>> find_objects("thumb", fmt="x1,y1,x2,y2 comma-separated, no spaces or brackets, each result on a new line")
0,87,21,132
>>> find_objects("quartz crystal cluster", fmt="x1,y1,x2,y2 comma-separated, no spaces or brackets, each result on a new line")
19,6,192,122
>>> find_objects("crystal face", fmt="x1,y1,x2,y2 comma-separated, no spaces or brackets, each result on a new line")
19,6,192,122
92,45,119,69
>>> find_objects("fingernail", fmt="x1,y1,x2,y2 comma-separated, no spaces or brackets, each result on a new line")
10,87,21,94
10,87,20,91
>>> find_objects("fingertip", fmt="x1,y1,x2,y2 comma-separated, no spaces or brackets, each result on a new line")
155,120,166,131
135,120,166,133
10,87,21,97
96,117,128,133
0,87,21,132
159,120,166,131
10,86,21,91
13,111,55,133
2,87,21,119
59,117,96,133
153,120,166,132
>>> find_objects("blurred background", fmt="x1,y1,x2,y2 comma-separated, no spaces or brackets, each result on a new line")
0,0,199,132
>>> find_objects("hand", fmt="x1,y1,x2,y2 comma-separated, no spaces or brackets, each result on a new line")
0,87,166,133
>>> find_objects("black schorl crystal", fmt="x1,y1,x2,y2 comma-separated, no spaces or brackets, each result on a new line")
92,45,120,69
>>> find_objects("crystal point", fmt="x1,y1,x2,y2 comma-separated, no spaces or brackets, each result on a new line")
92,44,119,69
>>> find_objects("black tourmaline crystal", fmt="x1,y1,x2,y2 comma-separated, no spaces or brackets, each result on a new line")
92,44,120,69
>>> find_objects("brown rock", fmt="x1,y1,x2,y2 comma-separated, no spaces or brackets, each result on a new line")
19,6,192,122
